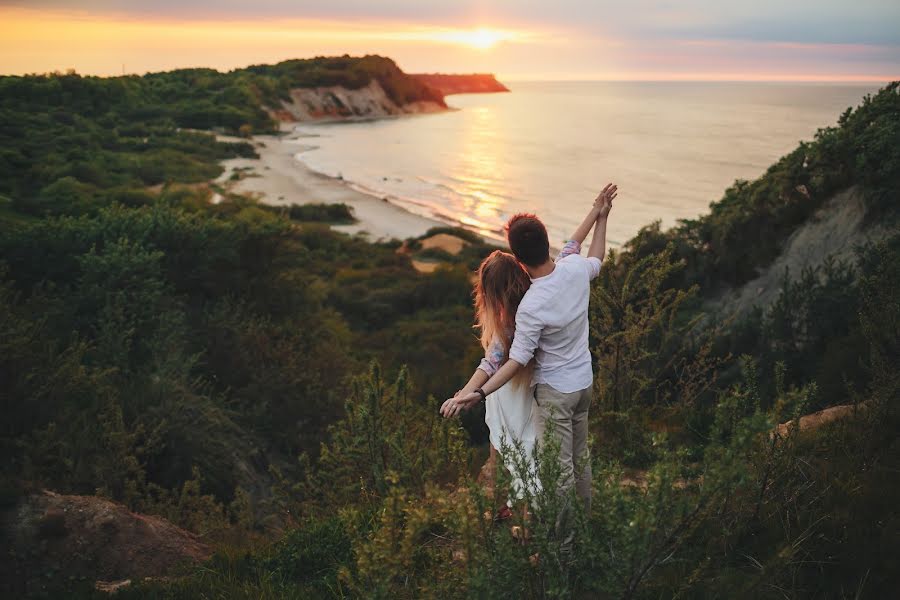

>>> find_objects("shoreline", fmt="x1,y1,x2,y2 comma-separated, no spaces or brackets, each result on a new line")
215,128,456,242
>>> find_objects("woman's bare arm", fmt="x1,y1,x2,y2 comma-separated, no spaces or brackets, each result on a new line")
458,368,490,397
441,359,524,418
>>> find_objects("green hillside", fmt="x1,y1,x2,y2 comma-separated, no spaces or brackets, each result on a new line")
0,69,898,598
0,55,443,217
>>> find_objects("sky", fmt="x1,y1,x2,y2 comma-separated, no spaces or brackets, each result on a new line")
1,1,898,81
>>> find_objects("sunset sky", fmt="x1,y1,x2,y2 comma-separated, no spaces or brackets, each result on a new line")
1,1,898,81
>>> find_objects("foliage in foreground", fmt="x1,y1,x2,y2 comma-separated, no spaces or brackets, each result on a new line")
116,351,897,599
1,68,897,598
0,200,489,535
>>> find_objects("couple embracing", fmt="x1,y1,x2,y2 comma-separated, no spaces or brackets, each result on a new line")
440,183,618,554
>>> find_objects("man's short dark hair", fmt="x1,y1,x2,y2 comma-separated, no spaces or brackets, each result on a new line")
506,213,550,267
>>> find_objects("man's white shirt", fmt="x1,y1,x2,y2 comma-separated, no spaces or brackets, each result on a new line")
508,252,601,393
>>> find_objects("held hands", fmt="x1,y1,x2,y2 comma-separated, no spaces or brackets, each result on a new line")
440,390,481,418
570,183,618,247
593,183,617,219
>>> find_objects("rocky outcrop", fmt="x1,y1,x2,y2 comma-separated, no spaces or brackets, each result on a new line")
1,490,211,596
411,73,510,95
271,80,447,123
709,187,895,320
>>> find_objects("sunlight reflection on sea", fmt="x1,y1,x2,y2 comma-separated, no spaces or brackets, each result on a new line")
294,81,879,246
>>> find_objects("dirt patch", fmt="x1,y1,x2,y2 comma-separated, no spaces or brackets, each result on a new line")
775,402,868,438
1,490,211,596
408,232,471,272
420,233,469,255
411,259,441,274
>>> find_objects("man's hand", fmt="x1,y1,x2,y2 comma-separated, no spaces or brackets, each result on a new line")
440,391,481,418
594,183,617,218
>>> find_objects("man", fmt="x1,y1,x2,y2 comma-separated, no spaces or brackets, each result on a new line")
443,184,616,553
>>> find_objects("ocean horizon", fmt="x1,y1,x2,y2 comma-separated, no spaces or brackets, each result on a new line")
291,80,881,246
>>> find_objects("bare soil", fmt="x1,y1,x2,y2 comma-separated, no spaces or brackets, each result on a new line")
1,490,211,596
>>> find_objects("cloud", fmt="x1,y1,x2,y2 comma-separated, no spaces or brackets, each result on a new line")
1,2,897,79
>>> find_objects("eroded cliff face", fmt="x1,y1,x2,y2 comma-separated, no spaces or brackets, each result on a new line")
708,186,895,320
270,80,447,122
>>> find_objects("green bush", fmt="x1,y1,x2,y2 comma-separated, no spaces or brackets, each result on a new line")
281,202,355,223
264,518,352,591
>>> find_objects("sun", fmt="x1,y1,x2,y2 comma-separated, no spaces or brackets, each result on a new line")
410,25,521,50
465,28,504,49
399,25,521,50
447,27,509,50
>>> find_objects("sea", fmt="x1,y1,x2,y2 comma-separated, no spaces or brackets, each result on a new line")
291,81,881,247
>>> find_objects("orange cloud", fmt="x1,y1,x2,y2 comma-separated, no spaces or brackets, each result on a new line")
0,6,895,82
0,6,540,75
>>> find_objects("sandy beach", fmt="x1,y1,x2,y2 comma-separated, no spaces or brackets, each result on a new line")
215,129,446,241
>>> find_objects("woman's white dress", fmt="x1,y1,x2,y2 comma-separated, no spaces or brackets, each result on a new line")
485,381,540,500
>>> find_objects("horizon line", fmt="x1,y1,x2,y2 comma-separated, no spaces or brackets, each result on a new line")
2,66,896,86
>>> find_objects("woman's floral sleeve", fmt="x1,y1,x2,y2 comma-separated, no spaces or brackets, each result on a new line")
477,337,506,377
556,239,582,261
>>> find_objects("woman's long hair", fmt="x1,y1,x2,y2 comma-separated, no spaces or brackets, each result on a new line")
474,250,533,384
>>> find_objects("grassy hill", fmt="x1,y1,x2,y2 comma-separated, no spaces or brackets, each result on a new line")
0,68,897,598
0,55,443,217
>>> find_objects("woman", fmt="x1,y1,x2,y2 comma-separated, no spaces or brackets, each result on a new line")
469,249,538,510
447,189,616,513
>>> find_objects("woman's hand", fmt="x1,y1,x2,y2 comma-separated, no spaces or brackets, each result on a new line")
594,183,617,218
440,391,481,418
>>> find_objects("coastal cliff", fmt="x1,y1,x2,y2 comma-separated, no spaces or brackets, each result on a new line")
249,55,448,123
411,73,510,95
126,55,449,132
271,79,446,122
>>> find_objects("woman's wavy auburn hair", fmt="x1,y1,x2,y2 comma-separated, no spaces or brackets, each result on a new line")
474,250,533,383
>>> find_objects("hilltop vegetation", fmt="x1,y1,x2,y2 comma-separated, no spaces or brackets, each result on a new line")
0,55,443,218
0,65,898,598
624,82,900,292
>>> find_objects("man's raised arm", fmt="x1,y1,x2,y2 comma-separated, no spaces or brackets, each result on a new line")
587,185,616,264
